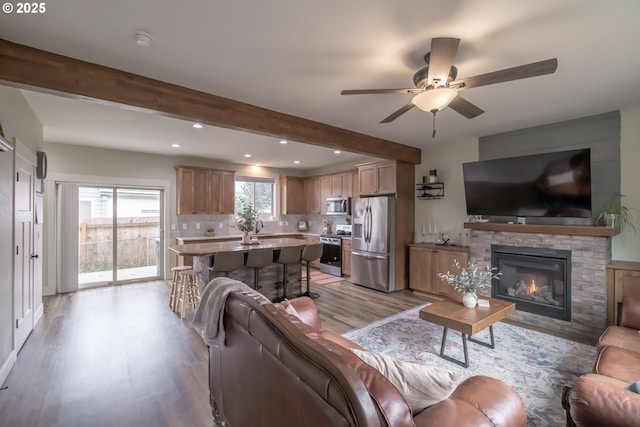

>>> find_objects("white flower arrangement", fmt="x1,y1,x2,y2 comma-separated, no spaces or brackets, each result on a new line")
438,259,502,295
235,197,260,235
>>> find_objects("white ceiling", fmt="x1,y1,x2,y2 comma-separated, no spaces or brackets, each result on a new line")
2,0,640,169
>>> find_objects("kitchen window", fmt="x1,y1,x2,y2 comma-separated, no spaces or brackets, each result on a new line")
235,177,275,220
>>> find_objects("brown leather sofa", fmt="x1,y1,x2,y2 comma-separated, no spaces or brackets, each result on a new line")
562,295,640,426
208,291,527,426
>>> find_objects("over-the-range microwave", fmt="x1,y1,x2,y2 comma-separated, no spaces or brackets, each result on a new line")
326,197,351,215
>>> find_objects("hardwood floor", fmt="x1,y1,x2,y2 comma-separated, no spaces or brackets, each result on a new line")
0,273,429,426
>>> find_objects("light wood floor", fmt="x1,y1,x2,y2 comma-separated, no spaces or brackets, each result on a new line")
0,274,429,427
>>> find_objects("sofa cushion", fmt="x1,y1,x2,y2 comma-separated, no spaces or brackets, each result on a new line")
351,348,462,414
594,345,640,383
598,325,640,353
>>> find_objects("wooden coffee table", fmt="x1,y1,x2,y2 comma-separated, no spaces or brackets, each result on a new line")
419,297,516,368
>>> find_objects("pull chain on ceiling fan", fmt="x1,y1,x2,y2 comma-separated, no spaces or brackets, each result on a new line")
341,37,558,137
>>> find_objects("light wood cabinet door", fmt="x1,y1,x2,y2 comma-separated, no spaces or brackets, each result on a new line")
193,169,209,214
342,239,352,276
207,171,222,213
220,171,235,214
607,262,640,325
319,175,331,214
358,165,377,195
409,246,435,293
304,177,321,214
177,167,196,214
341,173,354,197
376,162,396,195
330,174,342,197
280,176,305,214
352,172,359,199
434,249,469,298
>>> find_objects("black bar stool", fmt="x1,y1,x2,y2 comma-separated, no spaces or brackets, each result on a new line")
301,243,323,299
274,245,304,302
245,248,273,291
211,251,245,277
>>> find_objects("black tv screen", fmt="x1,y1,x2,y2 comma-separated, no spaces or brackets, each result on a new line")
462,149,592,218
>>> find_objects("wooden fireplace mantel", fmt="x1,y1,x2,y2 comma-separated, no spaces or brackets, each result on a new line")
464,222,617,237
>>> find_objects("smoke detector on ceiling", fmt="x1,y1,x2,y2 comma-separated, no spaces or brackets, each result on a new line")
135,31,153,47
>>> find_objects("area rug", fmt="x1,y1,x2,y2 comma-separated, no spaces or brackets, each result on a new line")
343,304,597,426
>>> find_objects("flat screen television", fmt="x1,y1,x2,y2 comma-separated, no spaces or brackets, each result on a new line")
462,149,591,218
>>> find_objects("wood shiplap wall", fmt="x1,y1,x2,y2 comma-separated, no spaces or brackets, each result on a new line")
479,111,620,224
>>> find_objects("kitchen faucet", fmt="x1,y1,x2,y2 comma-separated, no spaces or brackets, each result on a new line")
255,219,264,233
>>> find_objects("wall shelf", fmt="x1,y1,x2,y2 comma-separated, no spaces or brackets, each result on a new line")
416,182,444,200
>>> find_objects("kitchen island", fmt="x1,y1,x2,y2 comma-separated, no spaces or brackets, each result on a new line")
168,238,308,301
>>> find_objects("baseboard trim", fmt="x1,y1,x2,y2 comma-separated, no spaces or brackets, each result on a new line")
0,350,17,386
34,303,44,326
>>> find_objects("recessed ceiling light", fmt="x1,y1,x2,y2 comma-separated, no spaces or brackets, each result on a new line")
294,160,300,164
171,143,180,148
334,150,342,154
244,154,251,158
280,140,288,144
193,123,203,129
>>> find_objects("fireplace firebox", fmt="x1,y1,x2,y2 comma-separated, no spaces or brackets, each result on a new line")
491,245,571,321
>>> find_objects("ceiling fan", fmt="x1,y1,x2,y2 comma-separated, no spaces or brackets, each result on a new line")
341,38,558,133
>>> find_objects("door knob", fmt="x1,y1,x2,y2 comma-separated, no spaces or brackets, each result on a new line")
31,254,39,259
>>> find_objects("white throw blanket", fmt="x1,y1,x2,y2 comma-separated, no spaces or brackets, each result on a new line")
192,277,270,347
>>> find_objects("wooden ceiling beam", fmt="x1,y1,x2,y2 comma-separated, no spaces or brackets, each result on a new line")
0,39,421,164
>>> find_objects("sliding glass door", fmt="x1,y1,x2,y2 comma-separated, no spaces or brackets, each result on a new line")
78,186,162,288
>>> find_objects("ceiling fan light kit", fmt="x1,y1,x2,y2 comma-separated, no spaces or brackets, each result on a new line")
412,88,457,112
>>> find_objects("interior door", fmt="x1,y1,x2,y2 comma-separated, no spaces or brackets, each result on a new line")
14,151,35,351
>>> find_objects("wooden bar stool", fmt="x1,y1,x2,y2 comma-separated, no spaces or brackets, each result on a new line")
274,245,304,303
245,248,273,291
211,251,245,277
301,244,323,299
170,266,192,311
177,269,201,319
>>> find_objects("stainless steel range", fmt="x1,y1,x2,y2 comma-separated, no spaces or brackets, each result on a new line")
319,224,351,277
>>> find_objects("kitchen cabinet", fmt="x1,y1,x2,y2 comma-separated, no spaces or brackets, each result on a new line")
358,161,396,195
319,175,331,214
304,177,321,214
607,261,640,325
176,166,235,215
409,244,469,299
330,172,354,197
342,238,352,276
280,176,306,214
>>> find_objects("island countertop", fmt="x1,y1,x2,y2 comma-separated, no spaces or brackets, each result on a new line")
168,237,308,256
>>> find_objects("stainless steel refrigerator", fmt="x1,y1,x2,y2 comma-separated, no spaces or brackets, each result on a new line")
351,196,396,292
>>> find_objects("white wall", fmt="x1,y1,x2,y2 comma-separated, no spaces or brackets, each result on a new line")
415,138,478,245
613,105,640,261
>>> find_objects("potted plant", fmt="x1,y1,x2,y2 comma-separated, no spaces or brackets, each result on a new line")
438,259,502,308
235,197,260,244
204,227,216,237
595,194,636,233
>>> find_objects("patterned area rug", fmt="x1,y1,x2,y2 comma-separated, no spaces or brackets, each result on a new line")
343,304,597,426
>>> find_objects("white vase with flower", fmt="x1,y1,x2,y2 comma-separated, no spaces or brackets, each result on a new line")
235,197,260,245
438,259,502,308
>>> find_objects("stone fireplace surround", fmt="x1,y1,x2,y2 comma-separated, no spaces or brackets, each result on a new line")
466,223,612,343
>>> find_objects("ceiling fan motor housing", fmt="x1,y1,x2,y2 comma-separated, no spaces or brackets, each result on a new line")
413,64,458,88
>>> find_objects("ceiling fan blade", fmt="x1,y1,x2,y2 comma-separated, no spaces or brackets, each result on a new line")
380,101,416,123
427,37,460,85
448,95,485,119
451,58,558,90
341,88,422,95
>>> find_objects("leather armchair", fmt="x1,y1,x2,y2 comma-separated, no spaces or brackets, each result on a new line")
563,295,640,426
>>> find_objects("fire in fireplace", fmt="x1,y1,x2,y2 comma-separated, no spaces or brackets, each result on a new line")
491,245,571,321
